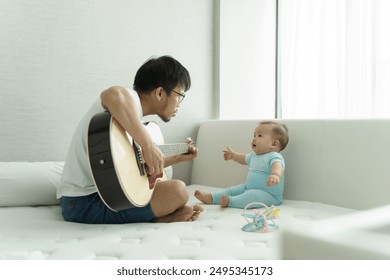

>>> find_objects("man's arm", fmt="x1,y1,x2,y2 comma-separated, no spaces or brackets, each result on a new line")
100,86,164,176
164,145,198,167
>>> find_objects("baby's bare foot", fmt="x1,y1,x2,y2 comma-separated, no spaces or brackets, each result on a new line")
194,190,213,204
220,195,229,208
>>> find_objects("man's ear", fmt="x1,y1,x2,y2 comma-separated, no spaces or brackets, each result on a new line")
155,87,164,101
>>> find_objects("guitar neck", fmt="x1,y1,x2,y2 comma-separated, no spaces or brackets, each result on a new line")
158,143,192,157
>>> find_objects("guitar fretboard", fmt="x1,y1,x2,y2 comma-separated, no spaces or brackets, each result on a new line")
158,143,193,157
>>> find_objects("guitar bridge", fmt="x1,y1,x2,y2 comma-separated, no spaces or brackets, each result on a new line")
133,140,145,176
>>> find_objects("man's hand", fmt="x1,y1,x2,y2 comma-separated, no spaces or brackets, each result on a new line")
143,144,164,177
184,138,199,160
163,138,198,167
182,137,198,161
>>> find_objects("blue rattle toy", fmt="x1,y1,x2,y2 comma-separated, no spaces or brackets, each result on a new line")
241,202,280,233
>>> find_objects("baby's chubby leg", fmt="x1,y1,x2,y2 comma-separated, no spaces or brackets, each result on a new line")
195,184,247,206
228,189,280,209
195,190,230,208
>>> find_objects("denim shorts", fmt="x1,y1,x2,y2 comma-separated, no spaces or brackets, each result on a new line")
60,193,155,224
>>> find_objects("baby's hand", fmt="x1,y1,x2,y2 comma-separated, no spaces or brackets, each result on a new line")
266,174,280,187
223,146,234,160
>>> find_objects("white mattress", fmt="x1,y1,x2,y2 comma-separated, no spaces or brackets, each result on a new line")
0,185,357,260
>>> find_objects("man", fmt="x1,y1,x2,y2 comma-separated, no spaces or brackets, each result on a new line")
57,55,203,224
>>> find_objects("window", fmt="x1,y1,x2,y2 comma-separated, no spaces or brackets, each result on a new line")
220,0,390,119
219,0,276,119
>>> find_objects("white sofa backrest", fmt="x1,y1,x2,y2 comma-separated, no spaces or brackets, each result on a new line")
191,119,390,210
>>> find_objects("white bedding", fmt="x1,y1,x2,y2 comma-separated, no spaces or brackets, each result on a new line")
4,119,390,260
0,185,356,260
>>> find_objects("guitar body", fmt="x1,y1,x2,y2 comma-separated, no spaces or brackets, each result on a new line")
87,111,167,211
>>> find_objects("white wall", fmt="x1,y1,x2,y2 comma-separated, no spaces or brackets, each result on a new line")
0,0,215,183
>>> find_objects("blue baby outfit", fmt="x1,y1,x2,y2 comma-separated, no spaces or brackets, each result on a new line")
211,151,285,209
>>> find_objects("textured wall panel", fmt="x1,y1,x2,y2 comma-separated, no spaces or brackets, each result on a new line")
0,0,215,183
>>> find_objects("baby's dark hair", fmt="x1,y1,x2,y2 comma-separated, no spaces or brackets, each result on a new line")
260,120,289,151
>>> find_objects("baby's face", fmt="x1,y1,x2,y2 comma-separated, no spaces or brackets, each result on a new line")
251,124,275,155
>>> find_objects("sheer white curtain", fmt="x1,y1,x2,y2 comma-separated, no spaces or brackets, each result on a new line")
279,0,390,118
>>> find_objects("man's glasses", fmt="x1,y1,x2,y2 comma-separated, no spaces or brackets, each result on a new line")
171,90,186,103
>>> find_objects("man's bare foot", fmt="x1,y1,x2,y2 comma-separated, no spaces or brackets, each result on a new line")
152,205,204,223
220,195,229,208
194,190,213,204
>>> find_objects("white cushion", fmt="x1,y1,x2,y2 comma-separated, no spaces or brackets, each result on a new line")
0,162,64,206
191,119,390,210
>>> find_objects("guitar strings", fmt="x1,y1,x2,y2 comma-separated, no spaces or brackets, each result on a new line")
158,143,193,157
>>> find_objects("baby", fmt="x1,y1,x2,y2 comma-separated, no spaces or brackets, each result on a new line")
195,121,289,209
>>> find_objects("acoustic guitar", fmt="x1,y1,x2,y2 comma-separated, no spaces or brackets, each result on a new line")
87,111,193,211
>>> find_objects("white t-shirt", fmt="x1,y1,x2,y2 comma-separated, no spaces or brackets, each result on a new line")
57,90,142,198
